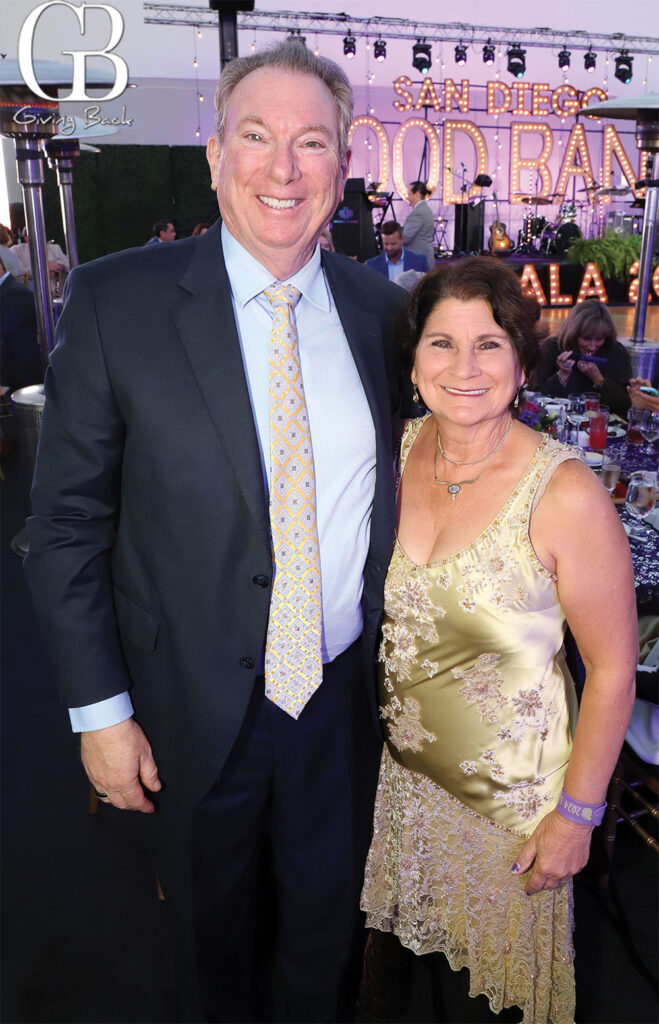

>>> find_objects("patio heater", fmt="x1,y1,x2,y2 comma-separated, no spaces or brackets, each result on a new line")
585,95,659,380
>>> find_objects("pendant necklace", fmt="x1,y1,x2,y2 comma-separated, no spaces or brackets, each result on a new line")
434,420,512,502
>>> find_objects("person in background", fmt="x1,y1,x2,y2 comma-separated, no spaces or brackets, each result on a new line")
366,221,428,283
12,227,69,296
191,222,210,236
403,181,435,272
359,258,636,1024
0,255,42,391
0,224,20,277
145,219,176,245
628,376,659,413
24,40,403,1023
533,300,631,417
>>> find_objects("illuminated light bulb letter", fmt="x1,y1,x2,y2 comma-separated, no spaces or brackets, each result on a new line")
555,124,596,204
628,260,657,304
444,78,470,114
415,77,442,111
511,82,531,116
487,81,511,115
348,116,391,194
531,84,551,117
442,120,489,204
392,118,441,200
510,123,553,203
581,87,608,117
552,84,580,117
576,262,608,304
519,264,547,305
393,75,414,113
601,126,641,202
549,264,572,306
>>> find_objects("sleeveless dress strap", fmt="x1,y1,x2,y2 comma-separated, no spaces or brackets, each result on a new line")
396,415,428,490
530,441,583,513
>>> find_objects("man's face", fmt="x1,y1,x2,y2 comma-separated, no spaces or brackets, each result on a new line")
382,231,403,263
207,67,349,277
160,222,176,242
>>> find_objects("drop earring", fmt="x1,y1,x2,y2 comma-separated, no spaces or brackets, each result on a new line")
412,383,420,403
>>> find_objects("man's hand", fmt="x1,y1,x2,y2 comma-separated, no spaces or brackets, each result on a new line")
81,718,161,813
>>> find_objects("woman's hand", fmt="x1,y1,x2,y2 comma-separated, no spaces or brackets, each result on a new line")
575,358,605,386
628,377,659,412
556,350,575,387
511,809,594,894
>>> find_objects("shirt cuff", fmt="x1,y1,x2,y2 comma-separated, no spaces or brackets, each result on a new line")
68,691,134,733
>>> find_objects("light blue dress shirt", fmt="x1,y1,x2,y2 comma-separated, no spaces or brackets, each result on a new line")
386,256,405,283
69,225,376,731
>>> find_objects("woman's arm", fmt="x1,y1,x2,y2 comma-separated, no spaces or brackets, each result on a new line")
532,338,572,395
517,460,637,893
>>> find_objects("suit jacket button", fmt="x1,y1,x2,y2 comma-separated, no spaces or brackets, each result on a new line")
252,574,270,588
239,657,255,669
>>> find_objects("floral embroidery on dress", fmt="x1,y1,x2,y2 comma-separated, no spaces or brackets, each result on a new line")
509,682,558,741
459,597,477,614
493,780,550,821
379,621,417,681
452,653,509,723
384,560,443,642
381,696,438,753
460,760,478,775
421,659,439,677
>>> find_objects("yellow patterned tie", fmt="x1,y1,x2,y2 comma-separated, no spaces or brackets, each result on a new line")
263,283,323,719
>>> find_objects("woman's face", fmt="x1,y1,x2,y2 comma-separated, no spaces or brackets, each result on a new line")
412,297,524,427
577,335,605,356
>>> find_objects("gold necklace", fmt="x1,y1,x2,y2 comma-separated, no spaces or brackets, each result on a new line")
437,419,512,466
433,452,484,501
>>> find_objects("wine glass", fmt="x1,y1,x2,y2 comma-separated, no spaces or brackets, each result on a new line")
639,410,659,455
624,470,657,542
600,452,621,495
566,394,586,446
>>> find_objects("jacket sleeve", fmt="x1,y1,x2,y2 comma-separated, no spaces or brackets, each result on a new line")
532,337,567,396
23,266,134,710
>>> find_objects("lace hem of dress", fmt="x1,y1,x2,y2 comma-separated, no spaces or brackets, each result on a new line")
361,747,576,1024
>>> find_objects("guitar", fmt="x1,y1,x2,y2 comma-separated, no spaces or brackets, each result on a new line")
489,192,512,253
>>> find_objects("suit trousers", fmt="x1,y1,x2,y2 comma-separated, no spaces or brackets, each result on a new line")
190,639,382,1023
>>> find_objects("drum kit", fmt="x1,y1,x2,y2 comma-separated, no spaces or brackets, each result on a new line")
510,183,636,256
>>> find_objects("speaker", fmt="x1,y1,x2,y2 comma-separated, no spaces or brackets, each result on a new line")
454,201,485,254
331,179,377,261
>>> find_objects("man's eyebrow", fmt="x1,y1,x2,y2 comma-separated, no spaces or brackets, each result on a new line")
236,116,334,139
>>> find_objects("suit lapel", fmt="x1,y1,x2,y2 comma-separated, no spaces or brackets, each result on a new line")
172,222,270,549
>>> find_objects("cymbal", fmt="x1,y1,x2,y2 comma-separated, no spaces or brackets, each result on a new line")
517,195,552,205
595,186,633,196
577,185,599,192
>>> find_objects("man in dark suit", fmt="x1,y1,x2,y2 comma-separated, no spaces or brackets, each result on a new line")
366,220,428,281
25,41,403,1023
0,256,42,391
145,218,176,245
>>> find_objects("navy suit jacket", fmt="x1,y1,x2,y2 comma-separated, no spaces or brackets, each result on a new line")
366,248,428,278
25,221,403,802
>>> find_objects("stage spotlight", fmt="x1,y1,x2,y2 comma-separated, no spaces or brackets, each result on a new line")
506,44,526,78
455,43,467,66
374,37,386,62
343,32,356,59
482,41,495,65
558,48,571,71
412,39,432,74
614,50,633,83
584,49,597,72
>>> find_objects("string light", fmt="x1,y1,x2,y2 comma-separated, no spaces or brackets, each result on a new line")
192,26,202,142
348,116,390,192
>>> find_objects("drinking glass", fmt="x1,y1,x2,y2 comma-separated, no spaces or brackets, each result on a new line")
627,407,644,445
639,410,659,454
566,394,586,446
624,470,657,541
600,451,621,495
584,392,600,417
589,405,609,451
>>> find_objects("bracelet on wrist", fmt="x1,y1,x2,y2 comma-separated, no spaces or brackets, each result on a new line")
556,789,607,826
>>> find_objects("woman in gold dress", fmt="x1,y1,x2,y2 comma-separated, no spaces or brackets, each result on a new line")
360,258,637,1024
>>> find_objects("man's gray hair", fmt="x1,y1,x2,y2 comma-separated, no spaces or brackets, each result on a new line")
213,41,353,160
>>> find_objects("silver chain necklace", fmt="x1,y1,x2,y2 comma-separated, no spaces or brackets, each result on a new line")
436,419,513,467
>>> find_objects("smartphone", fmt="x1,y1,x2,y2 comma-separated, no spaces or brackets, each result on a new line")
571,351,607,365
639,385,659,396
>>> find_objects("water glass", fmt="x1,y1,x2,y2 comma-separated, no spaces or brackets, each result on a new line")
639,410,659,454
600,451,621,495
625,470,657,541
566,394,586,446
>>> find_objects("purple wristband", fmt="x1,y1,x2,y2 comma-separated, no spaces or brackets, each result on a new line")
556,789,607,826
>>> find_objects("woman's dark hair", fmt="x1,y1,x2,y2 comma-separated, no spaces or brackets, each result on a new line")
399,256,542,381
556,299,617,354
